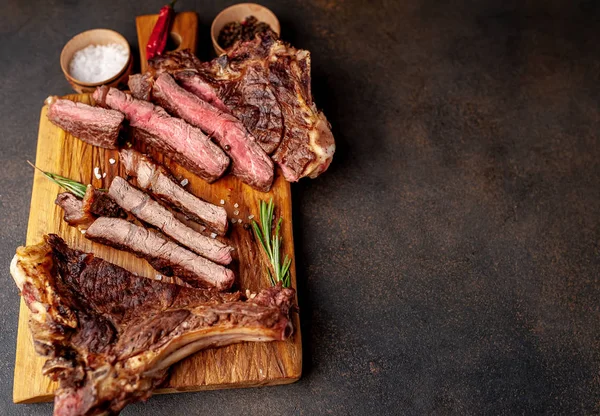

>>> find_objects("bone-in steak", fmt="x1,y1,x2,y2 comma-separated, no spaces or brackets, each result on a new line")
46,96,124,149
152,73,274,192
84,217,235,290
10,235,294,415
93,86,230,183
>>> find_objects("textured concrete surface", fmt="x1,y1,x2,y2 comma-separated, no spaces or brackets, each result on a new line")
1,0,600,414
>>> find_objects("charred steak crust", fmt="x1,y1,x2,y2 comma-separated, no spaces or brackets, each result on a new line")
84,217,235,290
46,96,125,150
93,86,230,183
119,148,229,235
10,235,294,415
152,73,274,192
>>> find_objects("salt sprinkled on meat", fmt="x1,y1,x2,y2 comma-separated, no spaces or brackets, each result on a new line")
69,44,129,83
180,178,189,186
210,232,217,239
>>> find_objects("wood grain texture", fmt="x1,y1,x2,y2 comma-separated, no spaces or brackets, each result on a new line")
136,11,198,73
13,94,301,403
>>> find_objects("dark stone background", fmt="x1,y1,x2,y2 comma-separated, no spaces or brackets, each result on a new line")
1,0,599,414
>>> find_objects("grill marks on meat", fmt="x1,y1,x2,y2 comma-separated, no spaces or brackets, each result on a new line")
10,235,294,415
152,73,274,192
120,149,228,235
85,217,234,290
93,86,229,183
109,176,232,265
46,96,124,149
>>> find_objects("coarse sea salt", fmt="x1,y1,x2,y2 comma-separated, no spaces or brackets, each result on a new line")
69,43,129,84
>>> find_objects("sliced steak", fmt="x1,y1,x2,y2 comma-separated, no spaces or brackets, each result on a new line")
46,96,124,149
93,86,229,183
120,149,228,235
55,187,127,230
128,73,153,101
10,235,294,416
55,192,95,230
109,176,232,265
152,73,274,192
85,217,234,290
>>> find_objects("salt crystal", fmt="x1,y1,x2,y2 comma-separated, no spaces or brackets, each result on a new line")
180,178,189,186
93,167,101,179
234,203,239,208
237,219,242,224
220,199,225,205
210,232,217,239
248,214,254,220
69,44,129,84
156,275,162,281
102,172,107,178
109,158,116,165
80,229,86,234
233,210,239,215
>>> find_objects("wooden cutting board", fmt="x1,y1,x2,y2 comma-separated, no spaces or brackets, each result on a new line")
13,11,302,403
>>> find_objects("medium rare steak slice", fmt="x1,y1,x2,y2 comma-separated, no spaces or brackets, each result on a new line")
109,176,232,265
120,149,228,235
46,96,124,149
152,73,274,192
93,86,229,183
85,217,234,290
150,50,283,154
10,235,294,416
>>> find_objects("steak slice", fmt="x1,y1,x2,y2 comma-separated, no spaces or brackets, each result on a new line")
128,73,153,101
55,187,127,230
109,176,232,265
10,235,294,416
85,217,234,290
46,96,124,149
150,50,283,154
152,73,274,192
120,149,228,235
93,86,229,183
55,193,95,230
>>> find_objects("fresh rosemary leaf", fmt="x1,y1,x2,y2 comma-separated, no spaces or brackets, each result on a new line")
251,198,292,288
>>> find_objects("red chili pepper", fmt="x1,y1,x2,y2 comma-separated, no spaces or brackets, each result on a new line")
146,0,177,61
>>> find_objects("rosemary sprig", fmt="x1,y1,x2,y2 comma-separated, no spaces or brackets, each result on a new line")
27,161,87,198
251,199,292,288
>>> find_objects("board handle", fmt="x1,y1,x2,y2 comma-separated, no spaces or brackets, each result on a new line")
135,11,199,73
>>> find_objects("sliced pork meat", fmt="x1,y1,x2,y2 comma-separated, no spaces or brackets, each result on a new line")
109,176,232,265
10,235,294,416
93,86,229,183
120,149,228,235
46,96,124,149
85,217,234,290
152,73,274,192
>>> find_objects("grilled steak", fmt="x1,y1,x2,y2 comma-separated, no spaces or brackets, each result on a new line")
148,34,335,181
93,86,229,183
10,235,294,416
152,73,274,192
149,49,282,155
128,73,153,101
109,176,232,265
56,187,127,230
46,96,124,149
55,193,95,230
120,149,228,235
85,217,234,290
